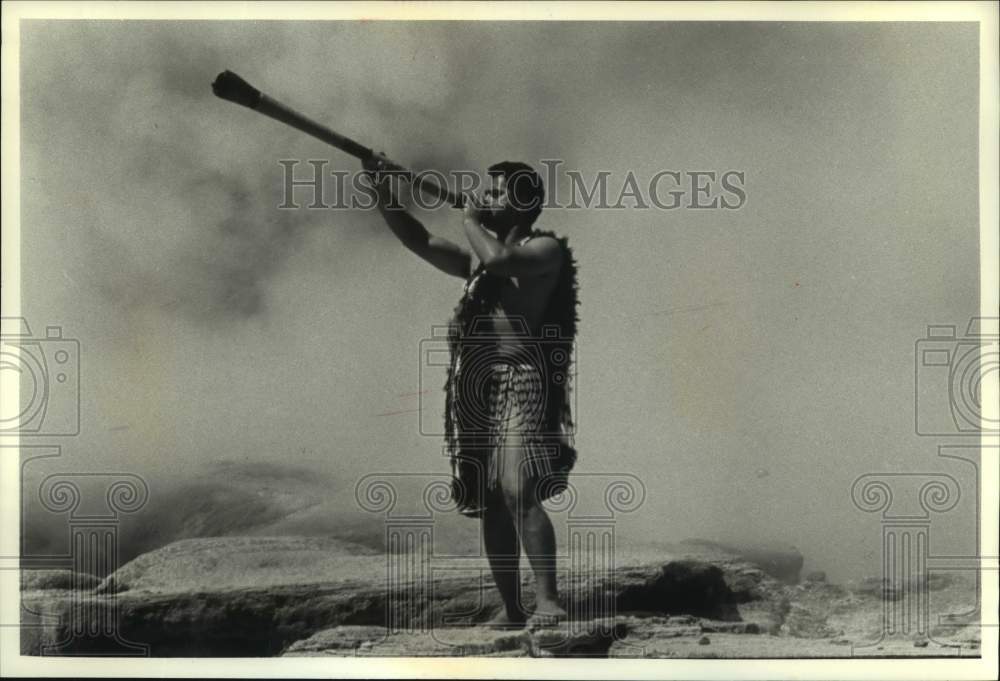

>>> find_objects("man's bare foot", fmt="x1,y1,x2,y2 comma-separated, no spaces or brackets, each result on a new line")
457,504,486,519
484,608,528,631
527,600,568,628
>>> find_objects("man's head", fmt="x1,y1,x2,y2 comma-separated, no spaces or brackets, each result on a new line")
480,161,545,235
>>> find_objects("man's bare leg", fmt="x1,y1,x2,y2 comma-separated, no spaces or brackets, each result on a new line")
482,497,527,627
502,447,567,622
517,498,565,618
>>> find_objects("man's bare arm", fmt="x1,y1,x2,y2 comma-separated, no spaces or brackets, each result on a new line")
462,205,562,278
363,157,472,279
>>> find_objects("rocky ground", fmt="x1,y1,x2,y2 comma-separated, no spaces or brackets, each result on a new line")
20,536,981,657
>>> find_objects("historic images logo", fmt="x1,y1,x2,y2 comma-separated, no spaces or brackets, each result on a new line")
418,317,576,439
849,317,998,654
0,317,80,437
277,159,747,212
354,472,645,656
914,318,999,436
4,317,151,655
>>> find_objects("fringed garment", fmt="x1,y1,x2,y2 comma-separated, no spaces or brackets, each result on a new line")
444,231,580,516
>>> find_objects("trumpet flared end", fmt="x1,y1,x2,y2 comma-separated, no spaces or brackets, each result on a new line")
211,70,262,109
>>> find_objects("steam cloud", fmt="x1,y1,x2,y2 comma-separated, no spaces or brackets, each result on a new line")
18,21,981,583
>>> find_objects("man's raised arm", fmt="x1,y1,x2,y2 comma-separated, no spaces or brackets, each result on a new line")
362,154,472,279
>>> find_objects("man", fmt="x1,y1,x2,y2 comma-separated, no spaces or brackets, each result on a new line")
362,154,578,628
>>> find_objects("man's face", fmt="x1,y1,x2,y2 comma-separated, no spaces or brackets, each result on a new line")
480,174,513,232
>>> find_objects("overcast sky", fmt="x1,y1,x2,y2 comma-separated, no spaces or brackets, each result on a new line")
19,20,980,580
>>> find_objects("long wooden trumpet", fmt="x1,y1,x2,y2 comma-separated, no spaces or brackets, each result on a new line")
211,70,464,208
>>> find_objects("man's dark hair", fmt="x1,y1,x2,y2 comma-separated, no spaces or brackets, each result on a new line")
487,161,545,227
